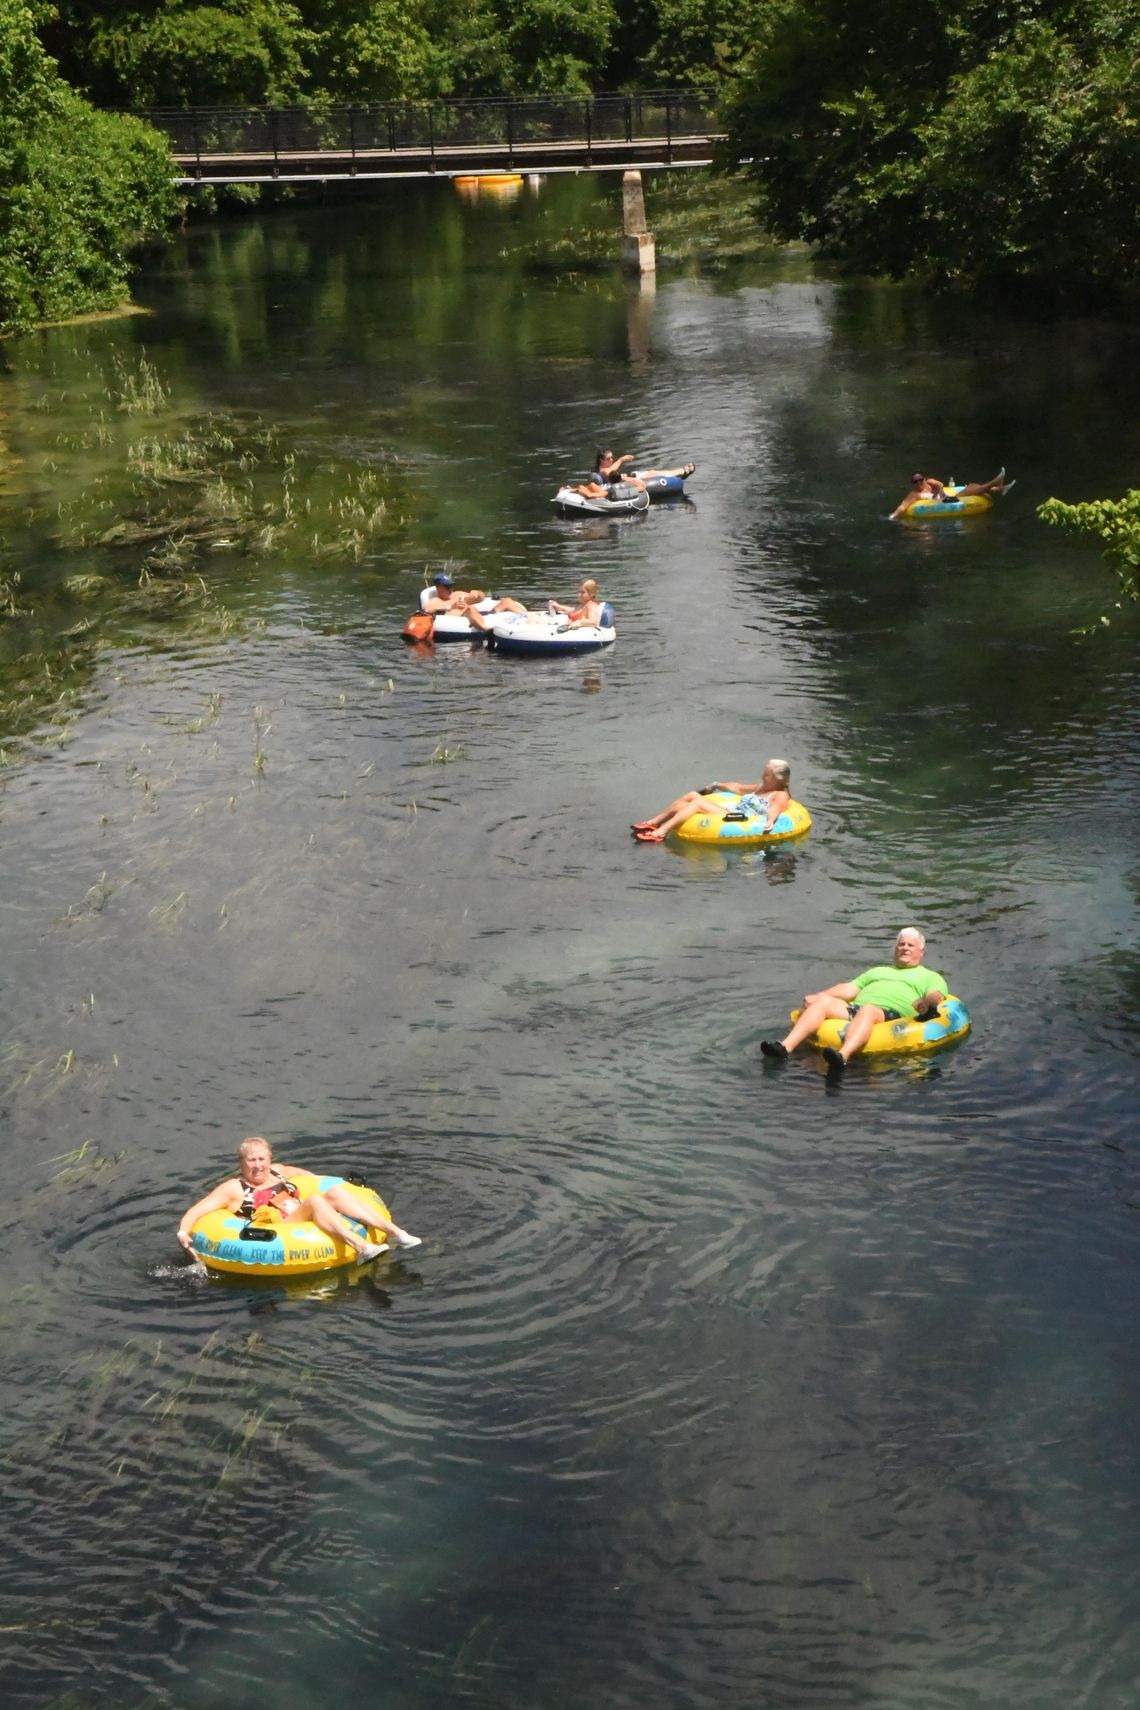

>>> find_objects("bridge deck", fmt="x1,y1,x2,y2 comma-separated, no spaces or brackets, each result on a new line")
172,135,720,184
142,94,724,185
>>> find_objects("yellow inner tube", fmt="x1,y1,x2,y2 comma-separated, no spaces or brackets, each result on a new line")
190,1170,393,1277
454,173,524,195
906,488,992,517
790,997,971,1055
673,792,812,847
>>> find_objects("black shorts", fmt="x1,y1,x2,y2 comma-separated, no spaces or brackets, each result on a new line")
848,1003,902,1021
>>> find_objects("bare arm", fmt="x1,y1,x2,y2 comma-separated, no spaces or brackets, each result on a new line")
913,988,947,1018
761,789,790,828
567,602,601,629
177,1179,238,1250
890,488,921,520
805,981,858,1005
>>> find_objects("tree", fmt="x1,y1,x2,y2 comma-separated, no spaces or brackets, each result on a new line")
44,2,312,107
302,0,445,101
442,0,620,97
44,0,626,106
611,0,764,91
0,0,179,332
721,0,1140,296
1038,490,1140,629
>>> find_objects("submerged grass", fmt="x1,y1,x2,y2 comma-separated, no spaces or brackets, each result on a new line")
48,1138,125,1183
428,740,465,764
0,1042,121,1111
0,351,412,774
66,412,400,572
0,1327,318,1644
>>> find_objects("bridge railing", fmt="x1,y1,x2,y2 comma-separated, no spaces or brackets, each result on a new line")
137,92,721,168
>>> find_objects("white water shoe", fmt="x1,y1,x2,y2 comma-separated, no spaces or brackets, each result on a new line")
357,1241,390,1263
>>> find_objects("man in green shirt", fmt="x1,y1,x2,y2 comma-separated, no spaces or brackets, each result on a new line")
761,928,949,1072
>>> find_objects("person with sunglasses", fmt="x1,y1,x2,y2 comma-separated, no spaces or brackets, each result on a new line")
890,467,1012,520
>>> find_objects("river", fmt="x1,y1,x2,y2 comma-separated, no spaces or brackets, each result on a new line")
1,173,1138,1709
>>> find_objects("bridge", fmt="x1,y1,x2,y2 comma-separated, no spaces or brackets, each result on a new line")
139,93,725,185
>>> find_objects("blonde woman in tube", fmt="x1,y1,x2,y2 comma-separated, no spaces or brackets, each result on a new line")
632,758,792,843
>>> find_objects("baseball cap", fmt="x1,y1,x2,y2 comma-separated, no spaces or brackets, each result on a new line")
433,572,454,587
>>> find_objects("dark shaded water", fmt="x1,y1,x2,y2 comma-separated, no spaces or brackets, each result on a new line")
1,176,1138,1709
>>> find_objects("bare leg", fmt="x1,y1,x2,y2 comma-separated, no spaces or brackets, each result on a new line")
958,469,1008,497
636,463,695,480
323,1183,421,1249
831,1004,884,1063
633,790,709,838
762,995,850,1059
300,1191,382,1256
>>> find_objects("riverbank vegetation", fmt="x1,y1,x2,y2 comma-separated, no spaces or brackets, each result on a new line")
0,0,179,333
0,345,410,764
720,0,1140,301
1039,490,1140,631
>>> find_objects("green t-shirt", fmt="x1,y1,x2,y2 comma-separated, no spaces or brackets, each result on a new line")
853,963,948,1018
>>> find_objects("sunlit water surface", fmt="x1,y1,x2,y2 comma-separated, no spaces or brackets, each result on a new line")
1,177,1138,1709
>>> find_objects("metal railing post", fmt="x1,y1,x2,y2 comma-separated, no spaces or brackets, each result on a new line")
506,104,514,165
270,107,279,176
585,99,591,164
192,113,202,179
349,107,356,170
625,97,633,145
428,105,435,169
665,96,672,164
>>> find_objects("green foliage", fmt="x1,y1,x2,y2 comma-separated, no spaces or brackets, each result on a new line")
0,0,180,333
1038,489,1140,628
722,0,1140,295
626,0,765,89
84,3,312,106
302,0,446,101
46,0,625,103
42,1,312,105
397,0,622,97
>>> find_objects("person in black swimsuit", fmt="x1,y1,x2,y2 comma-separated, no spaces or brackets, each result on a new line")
575,447,694,499
595,448,695,491
177,1136,421,1260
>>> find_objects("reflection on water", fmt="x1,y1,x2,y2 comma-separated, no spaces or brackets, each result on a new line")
0,176,1138,1710
659,839,803,883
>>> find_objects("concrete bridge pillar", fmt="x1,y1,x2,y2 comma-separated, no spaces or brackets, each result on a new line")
621,171,656,275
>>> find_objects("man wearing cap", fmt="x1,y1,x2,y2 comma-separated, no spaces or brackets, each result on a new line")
760,927,950,1072
423,572,464,614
